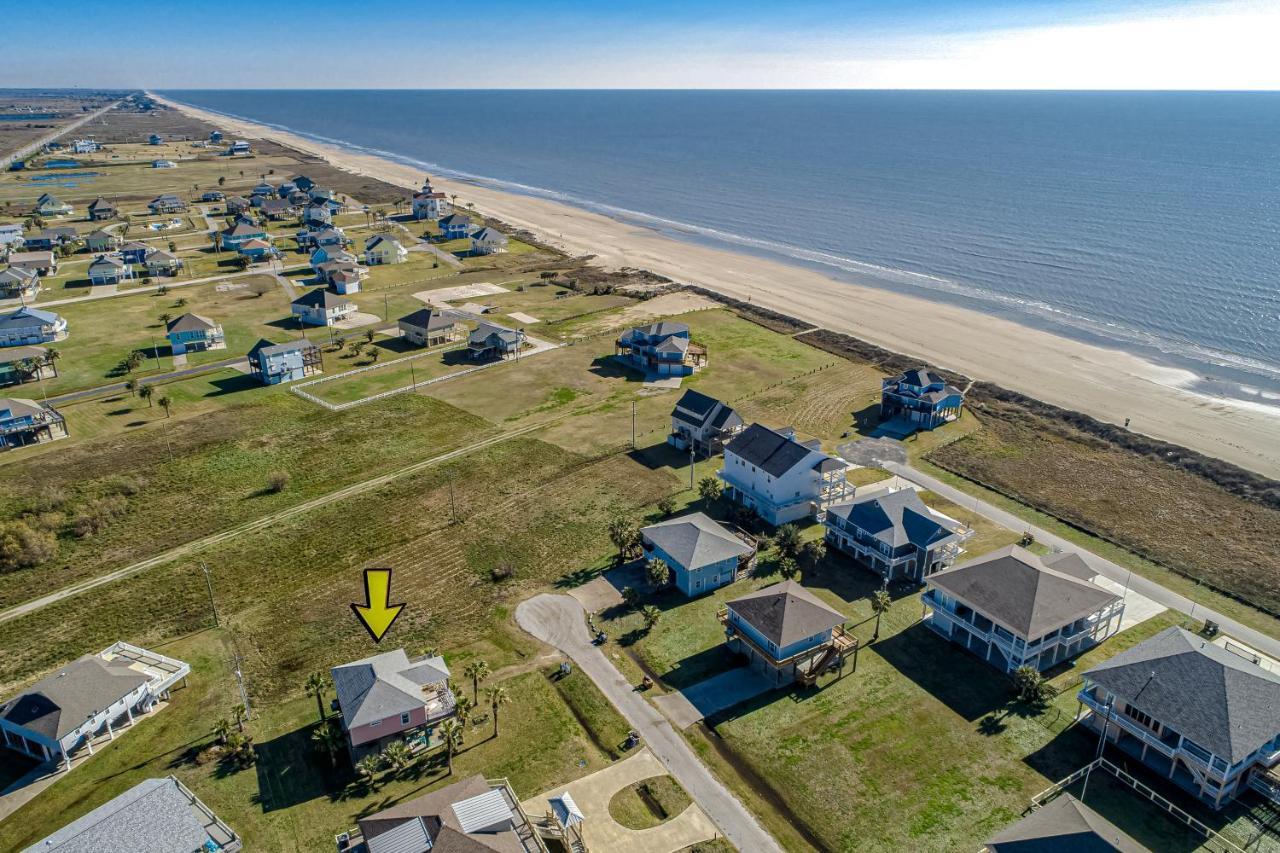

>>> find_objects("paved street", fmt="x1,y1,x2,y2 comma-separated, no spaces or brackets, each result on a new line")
515,593,784,853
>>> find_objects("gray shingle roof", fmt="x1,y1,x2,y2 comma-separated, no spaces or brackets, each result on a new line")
928,545,1119,640
469,322,520,347
725,423,817,478
642,512,752,572
828,487,963,550
23,776,224,853
293,288,351,310
331,648,450,729
726,580,846,648
1084,627,1280,762
0,306,62,330
399,308,457,332
1042,551,1096,582
248,338,317,360
438,213,471,228
0,655,150,740
166,313,217,334
986,794,1150,852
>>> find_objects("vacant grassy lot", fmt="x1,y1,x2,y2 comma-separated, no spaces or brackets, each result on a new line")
928,401,1280,615
609,775,693,830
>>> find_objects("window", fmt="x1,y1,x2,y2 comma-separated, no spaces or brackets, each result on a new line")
369,719,381,727
1122,704,1155,730
400,713,411,726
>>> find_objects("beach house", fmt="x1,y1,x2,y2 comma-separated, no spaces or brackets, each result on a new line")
364,234,407,265
201,190,225,202
398,308,462,348
250,181,275,198
83,229,121,253
0,397,68,448
290,174,315,192
310,243,354,267
148,133,162,145
143,248,182,276
0,306,67,346
986,795,1148,852
467,322,524,360
209,130,223,143
312,227,349,248
22,228,78,251
148,193,186,214
224,196,251,217
247,338,321,385
1079,627,1280,809
28,776,241,853
0,267,40,301
304,201,332,226
719,423,852,525
641,512,756,596
824,487,971,582
324,265,365,296
411,177,450,220
218,220,266,250
151,159,177,169
87,254,133,285
719,580,856,686
119,241,151,265
227,140,251,155
437,213,471,239
668,389,743,456
35,193,72,217
292,289,355,326
86,196,116,221
880,368,965,431
237,237,276,261
0,223,23,249
615,321,707,377
923,545,1125,673
335,775,543,853
469,227,509,255
331,648,457,760
0,346,53,387
259,198,295,220
0,641,190,770
166,313,225,354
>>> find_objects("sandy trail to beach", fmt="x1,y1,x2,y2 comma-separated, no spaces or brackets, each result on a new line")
156,95,1280,478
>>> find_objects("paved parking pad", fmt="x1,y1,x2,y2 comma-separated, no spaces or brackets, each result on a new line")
653,667,775,730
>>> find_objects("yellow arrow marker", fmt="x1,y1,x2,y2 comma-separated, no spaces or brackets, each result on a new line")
350,568,405,643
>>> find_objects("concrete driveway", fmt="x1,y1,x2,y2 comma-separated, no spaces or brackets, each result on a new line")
568,563,646,613
653,667,774,730
516,593,783,853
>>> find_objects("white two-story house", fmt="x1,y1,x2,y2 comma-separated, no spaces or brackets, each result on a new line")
719,423,851,525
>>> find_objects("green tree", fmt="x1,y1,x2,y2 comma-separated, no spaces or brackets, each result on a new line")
212,717,233,746
364,328,376,343
454,694,474,728
801,539,827,567
621,586,641,610
485,685,511,739
608,515,639,561
311,722,344,768
778,556,799,580
382,739,412,772
1012,666,1055,706
464,660,491,704
870,588,892,642
44,347,61,377
231,703,247,732
697,476,722,503
641,605,661,632
157,395,173,418
646,557,670,590
138,383,154,407
355,753,382,782
438,718,464,775
657,495,676,517
304,672,329,723
774,524,802,558
125,376,139,396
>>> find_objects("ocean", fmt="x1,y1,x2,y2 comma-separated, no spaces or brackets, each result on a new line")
161,89,1280,397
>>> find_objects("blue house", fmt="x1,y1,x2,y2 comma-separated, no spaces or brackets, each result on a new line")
824,487,971,583
120,241,151,265
880,368,965,431
720,580,853,686
0,397,68,449
166,313,225,355
437,213,471,240
641,512,755,597
218,221,266,250
209,130,223,143
247,339,321,385
148,134,163,145
615,321,706,378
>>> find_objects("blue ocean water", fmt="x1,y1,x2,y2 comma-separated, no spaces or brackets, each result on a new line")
162,89,1280,392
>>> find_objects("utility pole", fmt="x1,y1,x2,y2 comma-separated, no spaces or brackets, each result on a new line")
631,401,636,450
689,442,695,490
231,649,251,719
409,361,417,391
199,562,219,627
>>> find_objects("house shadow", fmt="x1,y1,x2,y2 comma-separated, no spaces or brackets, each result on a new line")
441,349,477,367
587,356,641,382
253,723,348,812
206,374,259,396
873,626,1010,722
659,645,741,691
626,441,688,472
850,402,883,435
265,317,308,331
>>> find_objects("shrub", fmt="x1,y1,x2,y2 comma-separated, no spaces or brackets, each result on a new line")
265,471,290,494
490,562,515,582
0,521,58,571
656,495,676,517
71,494,129,538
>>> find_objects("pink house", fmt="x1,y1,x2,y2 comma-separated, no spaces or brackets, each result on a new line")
330,649,456,759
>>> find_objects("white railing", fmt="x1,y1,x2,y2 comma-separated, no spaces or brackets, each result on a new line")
1079,693,1181,761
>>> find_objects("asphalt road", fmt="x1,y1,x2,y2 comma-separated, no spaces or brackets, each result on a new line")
516,593,784,853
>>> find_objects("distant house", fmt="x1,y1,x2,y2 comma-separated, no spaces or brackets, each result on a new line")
0,223,23,248
120,241,151,265
720,423,851,525
364,234,407,265
312,227,348,248
148,133,163,145
437,213,471,240
83,229,120,253
0,397,67,448
151,159,177,169
398,308,461,348
720,580,854,686
200,190,225,202
335,775,539,853
310,244,354,267
226,140,251,155
0,346,51,387
615,321,706,377
209,130,223,143
322,264,366,296
250,181,275,198
71,139,99,154
824,487,971,583
26,775,241,852
218,220,266,250
411,177,449,220
668,389,743,456
308,186,337,202
880,368,965,431
7,251,58,277
35,193,72,217
292,289,355,326
986,795,1149,853
332,648,456,759
237,237,275,260
0,267,40,301
143,248,183,276
0,641,189,768
469,227,509,256
86,196,116,221
148,193,187,214
303,201,332,226
87,254,133,285
924,544,1124,673
224,196,251,216
291,174,315,192
467,322,524,360
259,198,295,220
23,228,78,251
247,338,322,385
641,512,755,596
166,313,225,355
0,306,66,346
1080,626,1280,809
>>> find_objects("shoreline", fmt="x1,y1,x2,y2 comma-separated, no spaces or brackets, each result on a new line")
153,94,1280,479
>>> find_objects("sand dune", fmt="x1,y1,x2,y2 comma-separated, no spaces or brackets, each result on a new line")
156,95,1280,479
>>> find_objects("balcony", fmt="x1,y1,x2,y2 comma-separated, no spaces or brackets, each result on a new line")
1079,691,1186,766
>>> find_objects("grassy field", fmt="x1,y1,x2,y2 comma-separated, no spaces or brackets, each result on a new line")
608,775,693,830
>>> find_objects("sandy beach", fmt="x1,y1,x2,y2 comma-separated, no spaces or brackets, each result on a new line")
155,95,1280,479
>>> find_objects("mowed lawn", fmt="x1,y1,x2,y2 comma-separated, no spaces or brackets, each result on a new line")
33,277,298,395
0,629,631,852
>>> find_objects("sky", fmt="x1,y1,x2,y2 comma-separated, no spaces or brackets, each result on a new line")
1,0,1276,90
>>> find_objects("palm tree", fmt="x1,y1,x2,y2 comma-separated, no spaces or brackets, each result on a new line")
485,686,511,739
870,588,892,642
697,476,722,503
158,395,173,418
124,377,139,397
621,585,641,610
311,722,343,768
438,718,464,775
774,524,803,558
44,348,60,377
304,672,329,723
464,660,490,704
232,702,247,732
641,605,661,631
778,556,799,580
368,348,381,364
212,717,233,746
382,739,412,773
158,312,171,327
607,515,638,561
138,384,154,407
646,557,669,590
454,694,474,728
355,753,382,782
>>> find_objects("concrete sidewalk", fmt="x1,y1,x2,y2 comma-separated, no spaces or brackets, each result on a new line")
653,668,774,730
